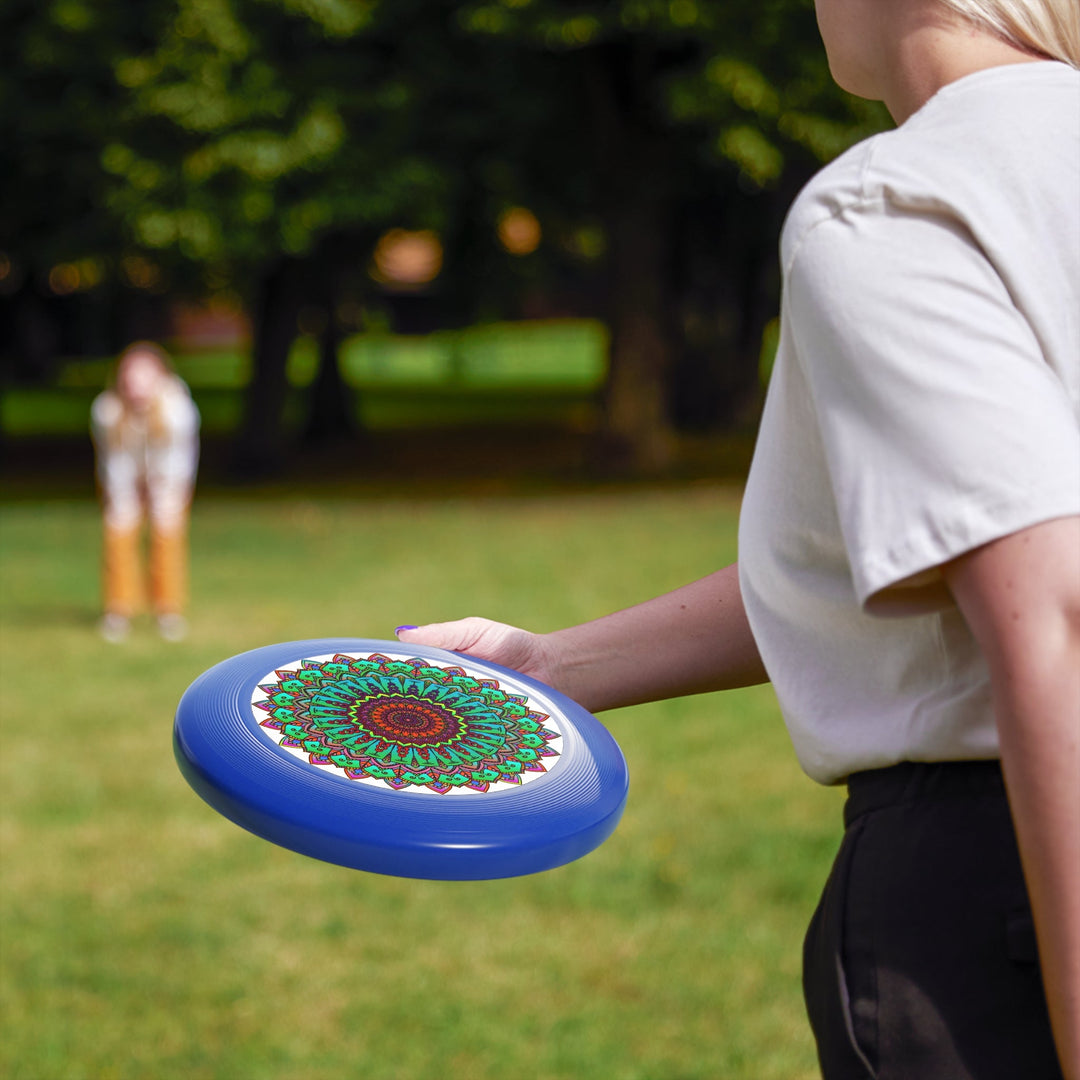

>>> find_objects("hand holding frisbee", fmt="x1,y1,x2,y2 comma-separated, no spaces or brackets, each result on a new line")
174,638,628,880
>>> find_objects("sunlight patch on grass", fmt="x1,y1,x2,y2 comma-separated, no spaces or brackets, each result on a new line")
1,487,836,1079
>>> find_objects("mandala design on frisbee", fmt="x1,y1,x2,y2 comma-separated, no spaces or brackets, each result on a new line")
252,653,562,795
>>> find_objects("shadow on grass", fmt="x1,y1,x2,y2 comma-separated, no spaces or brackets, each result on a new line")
1,426,758,503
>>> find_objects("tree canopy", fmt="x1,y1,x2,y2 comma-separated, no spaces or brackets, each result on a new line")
1,0,890,469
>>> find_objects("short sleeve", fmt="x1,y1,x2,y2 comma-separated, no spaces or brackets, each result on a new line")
787,202,1080,613
90,391,122,442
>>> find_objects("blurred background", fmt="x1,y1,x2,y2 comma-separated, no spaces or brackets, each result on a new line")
1,2,889,1077
0,0,889,483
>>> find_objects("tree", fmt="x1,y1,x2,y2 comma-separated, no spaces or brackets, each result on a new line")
92,0,557,470
453,0,890,469
0,0,177,379
2,0,889,473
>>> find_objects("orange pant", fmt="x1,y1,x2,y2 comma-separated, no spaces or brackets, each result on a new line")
103,518,188,617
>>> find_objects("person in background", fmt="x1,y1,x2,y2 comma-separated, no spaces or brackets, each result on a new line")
397,0,1079,1076
91,341,200,642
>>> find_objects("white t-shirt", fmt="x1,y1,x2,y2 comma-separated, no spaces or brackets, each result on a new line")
92,375,200,531
739,61,1080,785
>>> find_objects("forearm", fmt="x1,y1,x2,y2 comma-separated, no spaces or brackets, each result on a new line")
994,644,1080,1079
946,517,1080,1078
542,562,768,712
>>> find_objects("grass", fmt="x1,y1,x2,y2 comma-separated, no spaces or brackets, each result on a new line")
0,485,842,1079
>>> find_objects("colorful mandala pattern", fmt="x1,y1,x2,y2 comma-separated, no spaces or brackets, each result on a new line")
252,653,562,795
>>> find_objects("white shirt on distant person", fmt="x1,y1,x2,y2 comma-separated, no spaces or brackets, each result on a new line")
91,375,200,532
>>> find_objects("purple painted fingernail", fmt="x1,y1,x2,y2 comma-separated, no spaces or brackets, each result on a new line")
395,625,418,635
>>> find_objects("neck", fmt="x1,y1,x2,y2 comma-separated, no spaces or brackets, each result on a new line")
882,7,1046,124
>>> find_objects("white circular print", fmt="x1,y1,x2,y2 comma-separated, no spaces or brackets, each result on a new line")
251,651,564,795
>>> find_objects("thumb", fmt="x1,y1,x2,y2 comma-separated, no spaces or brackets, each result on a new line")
395,618,552,686
395,617,491,653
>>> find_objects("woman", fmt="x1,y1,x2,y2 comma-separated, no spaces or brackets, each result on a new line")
91,342,200,642
397,1,1079,1076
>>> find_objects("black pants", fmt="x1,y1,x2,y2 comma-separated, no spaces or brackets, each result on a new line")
803,761,1063,1080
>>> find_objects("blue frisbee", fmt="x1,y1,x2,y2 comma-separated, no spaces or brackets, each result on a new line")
173,639,629,880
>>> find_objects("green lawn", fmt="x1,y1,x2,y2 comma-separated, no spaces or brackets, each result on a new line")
0,486,841,1080
1,320,610,436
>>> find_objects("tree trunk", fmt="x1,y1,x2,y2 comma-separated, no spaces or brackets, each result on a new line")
603,189,675,471
231,257,304,479
586,42,677,474
668,187,779,432
3,279,60,384
302,304,355,447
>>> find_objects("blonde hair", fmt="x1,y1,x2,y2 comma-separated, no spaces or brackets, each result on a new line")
938,0,1080,66
116,340,174,377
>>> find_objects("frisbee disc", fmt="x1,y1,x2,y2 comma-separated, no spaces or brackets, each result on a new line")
173,638,628,880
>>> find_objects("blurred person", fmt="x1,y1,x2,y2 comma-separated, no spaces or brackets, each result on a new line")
91,342,200,642
396,1,1080,1077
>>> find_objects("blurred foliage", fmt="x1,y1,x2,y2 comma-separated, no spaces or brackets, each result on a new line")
2,0,887,290
1,0,890,465
456,0,888,181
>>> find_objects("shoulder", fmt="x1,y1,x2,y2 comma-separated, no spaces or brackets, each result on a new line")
780,136,882,272
781,61,1080,275
91,390,123,429
158,376,199,426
